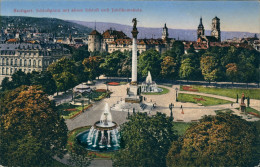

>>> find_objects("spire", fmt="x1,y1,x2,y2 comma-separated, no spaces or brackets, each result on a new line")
164,23,167,28
200,17,202,25
198,17,204,29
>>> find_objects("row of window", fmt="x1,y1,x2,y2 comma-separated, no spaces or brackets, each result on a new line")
0,67,37,75
0,58,47,67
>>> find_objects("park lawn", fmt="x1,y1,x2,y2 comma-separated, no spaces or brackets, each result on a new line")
246,107,260,117
142,87,169,95
173,122,192,136
178,93,232,106
181,85,260,100
215,109,234,115
67,126,114,159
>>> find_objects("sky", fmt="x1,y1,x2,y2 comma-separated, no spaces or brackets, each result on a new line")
1,0,259,33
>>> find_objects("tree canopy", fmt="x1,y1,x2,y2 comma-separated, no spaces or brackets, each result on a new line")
167,113,259,167
0,85,68,167
113,112,177,167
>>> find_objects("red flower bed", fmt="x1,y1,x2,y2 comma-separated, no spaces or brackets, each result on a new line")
95,89,107,92
183,86,198,92
64,108,78,112
193,97,206,101
108,82,120,86
248,112,260,118
88,152,110,158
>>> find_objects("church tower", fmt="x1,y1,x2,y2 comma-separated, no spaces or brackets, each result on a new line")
211,16,221,42
197,17,205,39
88,30,102,52
162,23,169,40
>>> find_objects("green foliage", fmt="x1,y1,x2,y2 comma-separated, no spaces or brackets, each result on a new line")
161,56,177,79
72,45,90,62
0,86,68,167
178,93,232,106
48,58,83,92
113,112,177,167
82,56,103,80
1,70,57,95
179,58,196,80
167,113,259,167
138,49,162,79
200,54,219,83
100,51,127,77
172,122,192,136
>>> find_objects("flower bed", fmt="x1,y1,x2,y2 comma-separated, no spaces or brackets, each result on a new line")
248,112,260,118
193,97,206,101
182,86,198,92
64,108,78,112
95,89,107,93
107,82,120,86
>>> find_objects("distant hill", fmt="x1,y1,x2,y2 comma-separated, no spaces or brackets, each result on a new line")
1,16,92,37
68,20,258,41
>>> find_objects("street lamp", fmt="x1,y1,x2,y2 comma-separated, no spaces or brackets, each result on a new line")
169,103,174,121
175,87,179,102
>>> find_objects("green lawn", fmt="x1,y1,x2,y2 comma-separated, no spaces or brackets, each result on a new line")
142,87,169,95
178,93,232,106
43,160,68,167
181,85,260,100
173,122,192,136
215,109,234,115
246,107,260,116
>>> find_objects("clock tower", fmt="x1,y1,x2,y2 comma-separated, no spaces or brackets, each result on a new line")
211,16,221,42
197,17,205,40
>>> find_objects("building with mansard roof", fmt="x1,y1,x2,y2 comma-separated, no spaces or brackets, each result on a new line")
0,43,70,83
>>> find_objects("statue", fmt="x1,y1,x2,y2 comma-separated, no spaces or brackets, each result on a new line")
132,18,137,29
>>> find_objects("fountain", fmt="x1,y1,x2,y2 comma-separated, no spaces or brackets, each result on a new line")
140,71,162,93
76,103,120,151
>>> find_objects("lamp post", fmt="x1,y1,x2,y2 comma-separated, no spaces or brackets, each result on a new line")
175,87,179,102
169,103,174,121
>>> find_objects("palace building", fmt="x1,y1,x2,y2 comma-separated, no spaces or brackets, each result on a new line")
88,24,175,54
0,43,70,83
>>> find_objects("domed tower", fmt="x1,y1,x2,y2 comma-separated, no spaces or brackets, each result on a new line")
88,30,102,52
211,16,221,42
197,17,205,40
162,23,169,40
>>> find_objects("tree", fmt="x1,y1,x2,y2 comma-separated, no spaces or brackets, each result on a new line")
48,58,80,92
200,55,219,84
72,45,90,62
100,51,125,77
82,56,103,80
167,113,259,167
0,86,68,167
138,49,162,79
226,63,238,85
179,58,196,81
161,56,177,79
112,112,177,167
1,77,13,91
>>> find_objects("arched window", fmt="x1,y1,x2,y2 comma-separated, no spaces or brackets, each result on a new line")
1,58,4,65
2,68,5,75
38,60,41,67
10,68,13,74
6,68,9,75
24,59,27,66
15,59,17,66
10,59,13,65
20,59,22,66
29,60,31,66
6,58,9,65
33,60,36,67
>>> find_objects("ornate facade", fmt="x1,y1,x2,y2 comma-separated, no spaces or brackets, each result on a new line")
0,43,70,83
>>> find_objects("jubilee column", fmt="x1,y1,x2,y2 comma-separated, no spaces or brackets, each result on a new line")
131,18,139,85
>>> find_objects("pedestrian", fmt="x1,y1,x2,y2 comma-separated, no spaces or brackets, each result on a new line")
181,109,184,114
231,102,233,107
181,105,182,109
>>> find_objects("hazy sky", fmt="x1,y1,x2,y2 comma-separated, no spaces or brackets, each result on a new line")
1,1,259,33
